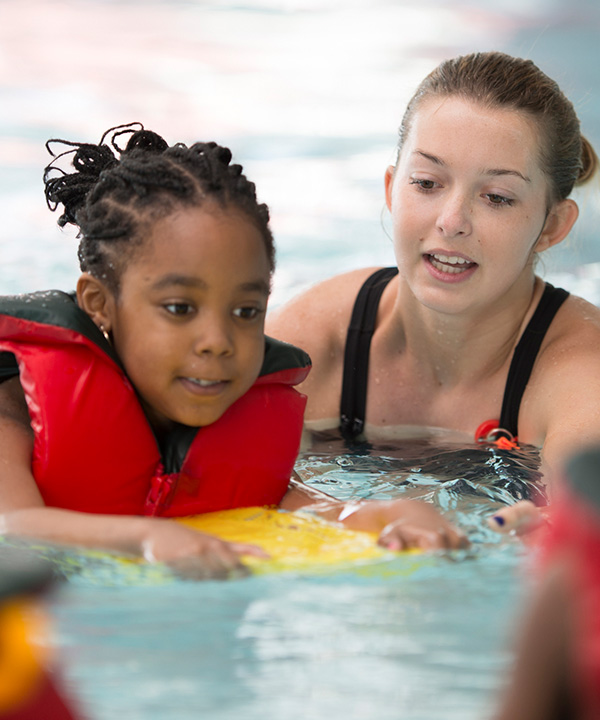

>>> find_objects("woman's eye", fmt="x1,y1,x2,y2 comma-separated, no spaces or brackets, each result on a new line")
485,193,514,207
410,178,437,191
233,306,261,320
164,303,194,316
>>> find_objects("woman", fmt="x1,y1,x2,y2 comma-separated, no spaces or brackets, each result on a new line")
267,51,600,516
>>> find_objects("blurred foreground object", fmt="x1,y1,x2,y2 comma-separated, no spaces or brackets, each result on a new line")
0,550,84,719
495,447,600,720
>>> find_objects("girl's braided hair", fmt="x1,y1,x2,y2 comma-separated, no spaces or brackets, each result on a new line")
44,123,275,292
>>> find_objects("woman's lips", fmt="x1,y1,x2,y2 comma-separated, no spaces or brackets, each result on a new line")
424,252,478,281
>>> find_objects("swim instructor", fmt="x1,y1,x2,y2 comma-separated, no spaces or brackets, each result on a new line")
267,51,600,515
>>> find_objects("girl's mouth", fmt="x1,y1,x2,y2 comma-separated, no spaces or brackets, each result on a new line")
180,377,231,395
186,378,224,387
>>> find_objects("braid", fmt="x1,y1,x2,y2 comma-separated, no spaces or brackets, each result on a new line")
44,123,275,293
44,141,118,227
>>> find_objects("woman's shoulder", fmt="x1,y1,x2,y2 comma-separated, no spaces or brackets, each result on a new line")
273,266,386,313
542,290,600,391
267,266,386,355
524,288,600,459
545,290,600,356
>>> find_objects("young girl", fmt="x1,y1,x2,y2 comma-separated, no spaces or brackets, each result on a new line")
0,125,465,578
267,52,600,522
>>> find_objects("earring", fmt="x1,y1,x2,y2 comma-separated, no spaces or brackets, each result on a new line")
99,325,111,344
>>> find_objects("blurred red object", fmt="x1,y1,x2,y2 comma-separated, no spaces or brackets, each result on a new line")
0,552,85,719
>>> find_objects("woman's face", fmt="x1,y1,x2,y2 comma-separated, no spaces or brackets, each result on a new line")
385,96,563,316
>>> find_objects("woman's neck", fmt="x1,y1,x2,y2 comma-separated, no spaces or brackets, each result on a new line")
384,275,542,388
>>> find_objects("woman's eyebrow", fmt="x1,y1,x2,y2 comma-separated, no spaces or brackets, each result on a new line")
413,150,531,182
485,167,531,183
413,150,444,166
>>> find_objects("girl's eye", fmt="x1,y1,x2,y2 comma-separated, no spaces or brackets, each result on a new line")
164,303,194,316
233,306,261,320
410,178,437,192
485,193,514,207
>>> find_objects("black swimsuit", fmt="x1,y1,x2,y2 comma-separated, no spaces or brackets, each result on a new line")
339,267,569,441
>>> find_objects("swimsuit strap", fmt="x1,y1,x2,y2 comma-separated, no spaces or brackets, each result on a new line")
340,267,399,439
499,282,569,437
340,273,568,442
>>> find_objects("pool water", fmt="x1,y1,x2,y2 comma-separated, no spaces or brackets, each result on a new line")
49,552,523,720
1,0,599,718
35,432,539,720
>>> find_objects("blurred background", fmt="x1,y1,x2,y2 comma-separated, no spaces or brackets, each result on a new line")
1,0,599,308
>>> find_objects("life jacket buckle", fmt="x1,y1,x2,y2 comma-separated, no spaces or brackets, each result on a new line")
145,466,177,516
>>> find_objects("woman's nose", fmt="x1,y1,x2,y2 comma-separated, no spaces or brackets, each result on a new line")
436,193,473,238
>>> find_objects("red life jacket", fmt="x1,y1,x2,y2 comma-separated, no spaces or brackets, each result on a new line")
0,291,310,517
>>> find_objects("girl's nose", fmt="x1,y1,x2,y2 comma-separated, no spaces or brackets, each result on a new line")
193,315,234,357
436,193,473,238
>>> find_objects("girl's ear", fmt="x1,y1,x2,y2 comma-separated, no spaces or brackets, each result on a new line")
535,199,579,253
76,273,116,333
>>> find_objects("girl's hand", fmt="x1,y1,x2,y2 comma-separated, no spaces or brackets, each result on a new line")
340,499,469,551
140,519,269,579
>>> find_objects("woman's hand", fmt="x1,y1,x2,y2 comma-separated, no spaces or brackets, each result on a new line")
488,501,549,545
140,519,269,579
282,476,468,551
340,499,470,551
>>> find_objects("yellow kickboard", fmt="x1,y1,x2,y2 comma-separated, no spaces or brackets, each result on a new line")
176,507,394,574
0,507,420,584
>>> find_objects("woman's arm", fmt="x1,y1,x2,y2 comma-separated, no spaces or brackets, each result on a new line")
281,475,468,550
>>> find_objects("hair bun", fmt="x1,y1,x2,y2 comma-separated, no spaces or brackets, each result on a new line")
43,141,119,227
208,143,232,166
123,130,169,155
72,143,118,176
577,135,599,186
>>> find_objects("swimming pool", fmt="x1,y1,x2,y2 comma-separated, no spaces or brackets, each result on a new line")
1,0,600,718
45,433,537,720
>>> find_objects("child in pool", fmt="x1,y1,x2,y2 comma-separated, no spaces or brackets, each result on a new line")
0,125,466,577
